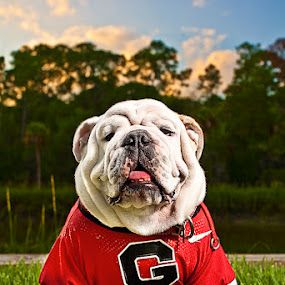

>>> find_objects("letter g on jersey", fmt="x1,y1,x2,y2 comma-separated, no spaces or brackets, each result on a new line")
118,240,179,285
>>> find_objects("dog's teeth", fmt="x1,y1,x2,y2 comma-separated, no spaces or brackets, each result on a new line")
109,196,121,205
130,178,151,182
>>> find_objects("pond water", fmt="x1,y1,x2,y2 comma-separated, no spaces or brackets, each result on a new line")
216,221,285,253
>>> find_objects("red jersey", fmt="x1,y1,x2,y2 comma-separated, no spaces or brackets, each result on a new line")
39,200,236,285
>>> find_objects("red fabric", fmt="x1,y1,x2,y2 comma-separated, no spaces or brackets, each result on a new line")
39,201,235,285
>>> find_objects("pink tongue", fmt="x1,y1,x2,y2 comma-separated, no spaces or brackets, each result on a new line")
129,171,151,181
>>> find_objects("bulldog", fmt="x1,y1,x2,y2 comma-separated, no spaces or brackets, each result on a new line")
40,99,237,285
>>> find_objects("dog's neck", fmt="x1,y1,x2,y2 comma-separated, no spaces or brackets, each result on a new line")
78,199,202,236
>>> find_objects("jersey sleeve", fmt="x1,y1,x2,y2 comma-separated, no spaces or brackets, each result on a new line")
187,243,236,285
39,229,87,285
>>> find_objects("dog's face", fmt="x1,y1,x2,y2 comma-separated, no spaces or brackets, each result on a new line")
73,99,206,235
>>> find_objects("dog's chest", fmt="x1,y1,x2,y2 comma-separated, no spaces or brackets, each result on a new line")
69,203,213,284
40,201,236,284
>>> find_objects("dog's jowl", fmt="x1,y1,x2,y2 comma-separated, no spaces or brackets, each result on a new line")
39,99,237,285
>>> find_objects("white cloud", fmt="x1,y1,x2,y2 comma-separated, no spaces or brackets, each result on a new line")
192,0,206,8
190,50,238,92
0,4,51,38
28,25,152,58
0,3,151,58
182,27,226,65
0,4,34,22
180,27,238,96
46,0,75,16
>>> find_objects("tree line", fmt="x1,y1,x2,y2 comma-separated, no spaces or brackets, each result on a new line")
0,39,284,187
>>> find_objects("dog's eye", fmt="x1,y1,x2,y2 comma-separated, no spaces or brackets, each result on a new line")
104,133,115,141
160,127,175,136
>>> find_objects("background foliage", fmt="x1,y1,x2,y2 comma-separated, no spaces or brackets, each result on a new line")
1,38,285,186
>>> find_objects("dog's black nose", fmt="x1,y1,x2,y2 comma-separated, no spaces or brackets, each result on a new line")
122,130,152,148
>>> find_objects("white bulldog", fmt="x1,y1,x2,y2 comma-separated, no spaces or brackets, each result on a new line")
73,98,206,236
40,98,237,285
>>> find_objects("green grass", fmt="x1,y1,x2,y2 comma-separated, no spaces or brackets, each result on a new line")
0,260,284,285
0,261,42,285
231,258,285,285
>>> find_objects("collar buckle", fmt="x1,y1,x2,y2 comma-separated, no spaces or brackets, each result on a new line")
173,216,195,242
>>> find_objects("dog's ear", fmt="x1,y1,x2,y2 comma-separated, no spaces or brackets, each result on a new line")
179,115,204,160
73,117,99,162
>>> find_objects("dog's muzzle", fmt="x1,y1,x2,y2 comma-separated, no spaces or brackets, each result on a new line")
107,130,176,207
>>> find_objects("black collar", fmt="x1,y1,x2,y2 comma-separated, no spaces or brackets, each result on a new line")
78,200,131,233
78,199,201,234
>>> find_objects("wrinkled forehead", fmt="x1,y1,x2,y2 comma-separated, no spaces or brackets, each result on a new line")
103,99,179,125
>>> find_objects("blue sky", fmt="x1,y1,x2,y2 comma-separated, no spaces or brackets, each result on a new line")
0,0,284,89
82,0,284,48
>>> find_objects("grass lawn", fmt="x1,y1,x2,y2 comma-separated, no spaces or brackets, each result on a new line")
0,259,284,285
0,261,42,285
231,258,285,285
